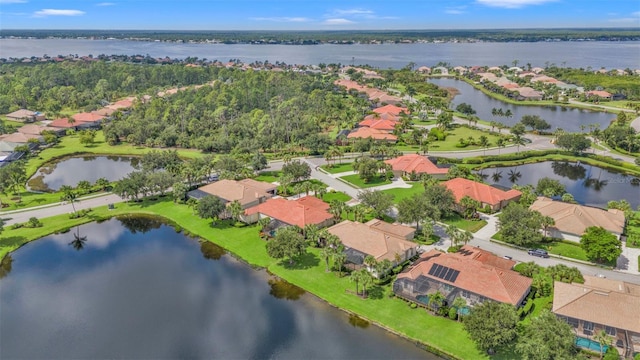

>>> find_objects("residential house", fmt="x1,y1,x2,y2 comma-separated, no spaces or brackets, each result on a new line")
0,141,25,163
586,90,613,100
515,87,544,101
417,66,431,74
394,246,532,308
188,179,276,220
363,112,400,122
373,104,409,116
72,112,105,127
244,195,334,229
553,276,640,358
443,178,522,212
0,132,41,144
5,109,45,123
327,219,418,272
347,128,397,142
17,124,49,136
357,118,398,132
384,154,449,179
529,197,625,242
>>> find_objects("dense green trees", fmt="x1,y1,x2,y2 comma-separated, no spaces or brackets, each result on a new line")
497,203,544,246
463,301,519,354
581,226,622,264
535,177,566,197
196,195,226,224
357,190,394,219
515,310,578,360
266,226,307,265
555,133,592,153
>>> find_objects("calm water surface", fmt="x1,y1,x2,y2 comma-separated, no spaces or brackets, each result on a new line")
429,77,614,132
29,155,137,190
479,161,640,209
0,218,437,359
1,39,638,69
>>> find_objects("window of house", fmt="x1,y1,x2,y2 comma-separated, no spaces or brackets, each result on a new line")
462,290,469,298
584,321,594,331
605,326,616,336
566,317,579,327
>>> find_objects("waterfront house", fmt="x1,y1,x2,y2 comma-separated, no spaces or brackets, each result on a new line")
384,154,449,179
373,104,409,116
189,179,276,220
327,219,417,273
357,118,398,132
515,87,544,101
529,197,625,242
553,276,640,358
442,178,522,212
394,246,532,308
244,195,334,229
586,90,612,100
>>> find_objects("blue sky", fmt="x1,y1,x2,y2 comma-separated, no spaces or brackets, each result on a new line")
1,0,639,30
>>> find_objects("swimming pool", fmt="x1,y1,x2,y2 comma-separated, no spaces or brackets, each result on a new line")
575,337,608,352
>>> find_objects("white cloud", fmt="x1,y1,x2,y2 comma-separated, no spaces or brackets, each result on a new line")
476,0,557,9
33,9,85,17
326,8,397,20
334,9,374,16
96,2,115,6
250,17,311,22
0,0,27,4
323,18,355,25
608,11,640,23
445,6,467,15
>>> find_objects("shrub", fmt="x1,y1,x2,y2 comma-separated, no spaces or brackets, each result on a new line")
410,303,417,309
447,245,461,253
10,223,23,230
25,217,43,228
448,307,458,320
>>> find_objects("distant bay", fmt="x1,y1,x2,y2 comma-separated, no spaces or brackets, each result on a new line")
1,39,639,69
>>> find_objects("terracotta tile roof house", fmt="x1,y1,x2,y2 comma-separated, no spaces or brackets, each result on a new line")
107,98,135,110
373,104,408,116
586,90,612,100
529,197,625,242
385,154,449,179
327,220,417,267
394,246,531,307
347,128,397,142
417,66,431,74
5,109,45,122
73,112,105,123
93,108,116,117
189,179,276,209
553,276,640,357
443,178,522,212
358,119,398,132
17,124,48,136
515,87,544,101
47,118,76,129
365,218,416,240
363,112,400,122
334,79,403,105
0,132,41,143
245,196,334,229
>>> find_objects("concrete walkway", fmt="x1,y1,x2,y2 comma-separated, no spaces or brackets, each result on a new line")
631,116,640,132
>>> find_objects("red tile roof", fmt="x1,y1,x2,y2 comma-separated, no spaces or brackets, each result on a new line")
48,118,76,128
384,154,449,175
358,119,398,131
347,128,397,141
398,246,531,305
363,112,399,122
443,178,522,206
373,104,408,116
72,112,105,123
586,90,612,98
245,196,333,228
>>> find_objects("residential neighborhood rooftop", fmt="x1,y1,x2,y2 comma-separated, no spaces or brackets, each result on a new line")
245,196,333,228
384,154,449,175
529,197,625,236
443,178,522,206
194,179,275,206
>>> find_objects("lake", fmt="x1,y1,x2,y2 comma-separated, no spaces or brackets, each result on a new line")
479,161,640,209
28,155,138,191
428,77,614,133
0,217,437,359
1,39,639,69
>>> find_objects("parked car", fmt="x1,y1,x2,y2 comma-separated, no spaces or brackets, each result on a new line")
503,255,513,260
528,249,549,258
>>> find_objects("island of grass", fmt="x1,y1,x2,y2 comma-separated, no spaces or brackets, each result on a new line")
340,174,392,188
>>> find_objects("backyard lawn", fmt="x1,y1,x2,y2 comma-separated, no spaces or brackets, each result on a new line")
340,174,392,188
441,213,487,233
425,126,504,152
322,191,352,203
254,171,282,183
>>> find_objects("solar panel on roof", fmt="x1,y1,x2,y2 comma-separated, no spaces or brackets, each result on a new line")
449,271,460,283
443,268,455,281
435,265,447,278
428,264,438,276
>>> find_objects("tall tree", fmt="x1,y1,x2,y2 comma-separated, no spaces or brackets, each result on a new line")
515,310,577,360
357,190,394,219
497,203,544,246
60,185,78,214
463,301,519,354
581,226,622,264
196,195,226,225
266,226,307,265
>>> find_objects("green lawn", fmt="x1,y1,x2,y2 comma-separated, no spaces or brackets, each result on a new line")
0,197,486,360
254,171,282,183
382,183,424,203
547,242,588,261
1,190,109,211
427,126,504,152
340,174,392,188
322,191,352,203
321,162,355,174
441,213,488,233
626,211,640,248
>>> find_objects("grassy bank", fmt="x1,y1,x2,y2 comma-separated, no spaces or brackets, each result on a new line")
0,198,486,360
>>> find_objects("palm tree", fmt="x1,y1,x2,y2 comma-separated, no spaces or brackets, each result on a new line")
496,137,506,154
227,200,243,223
507,169,522,183
332,251,347,277
429,291,445,313
446,226,459,248
329,200,345,221
60,185,78,214
320,247,332,272
304,224,321,246
478,135,490,156
594,329,612,360
513,134,526,153
359,269,374,298
364,255,377,272
452,296,467,321
349,268,363,296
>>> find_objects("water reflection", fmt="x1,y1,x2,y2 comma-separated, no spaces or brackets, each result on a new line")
200,241,226,260
348,314,371,329
68,227,87,251
482,161,639,209
428,78,613,132
268,278,306,301
0,255,12,279
28,156,136,191
0,218,436,359
117,214,165,234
